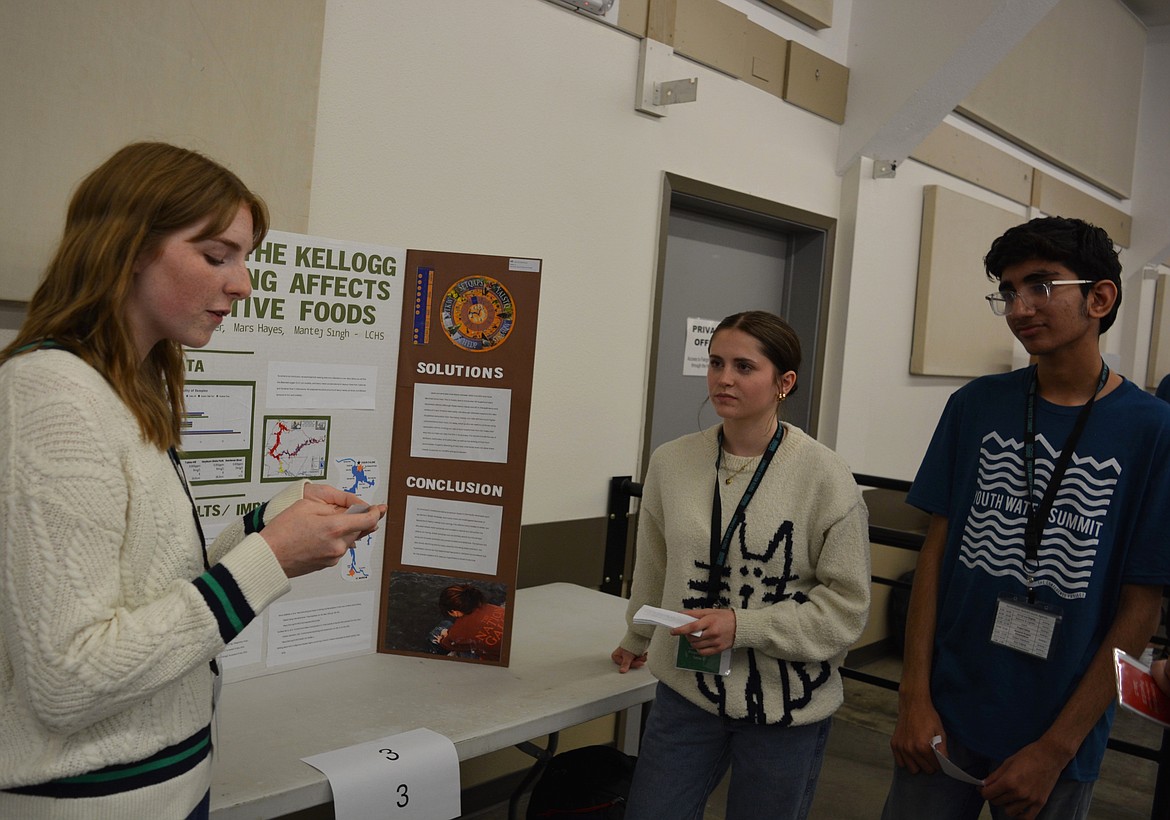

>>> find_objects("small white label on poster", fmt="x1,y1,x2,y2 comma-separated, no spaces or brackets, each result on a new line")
265,591,375,666
183,456,248,483
402,495,502,575
267,361,378,409
218,617,264,669
302,727,461,820
508,257,541,272
410,383,511,463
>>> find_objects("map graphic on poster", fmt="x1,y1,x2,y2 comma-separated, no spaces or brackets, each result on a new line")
336,457,378,495
262,417,330,481
335,457,380,582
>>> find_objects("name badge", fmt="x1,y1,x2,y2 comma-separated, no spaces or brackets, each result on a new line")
675,637,731,676
990,593,1062,660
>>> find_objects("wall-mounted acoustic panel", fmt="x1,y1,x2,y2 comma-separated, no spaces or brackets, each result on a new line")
782,41,847,123
617,0,650,36
672,0,748,78
911,186,1022,377
758,0,833,30
911,122,1033,207
743,20,789,99
1031,171,1132,248
647,0,677,44
1147,276,1170,390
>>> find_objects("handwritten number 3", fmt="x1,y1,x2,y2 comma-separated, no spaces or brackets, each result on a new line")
375,750,408,807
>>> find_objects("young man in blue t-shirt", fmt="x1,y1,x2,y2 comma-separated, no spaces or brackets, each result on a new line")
883,217,1170,820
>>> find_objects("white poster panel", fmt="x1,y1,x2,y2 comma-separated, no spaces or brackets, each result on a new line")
184,229,403,681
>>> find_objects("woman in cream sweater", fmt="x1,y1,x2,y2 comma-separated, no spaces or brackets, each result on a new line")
0,143,386,819
612,311,871,820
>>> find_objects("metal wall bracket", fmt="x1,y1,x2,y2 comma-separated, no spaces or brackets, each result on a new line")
655,77,698,107
873,160,898,179
636,39,698,117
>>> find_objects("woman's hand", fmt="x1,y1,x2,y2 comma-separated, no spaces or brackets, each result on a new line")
673,608,736,655
261,490,386,578
302,484,387,541
611,647,647,673
302,483,375,512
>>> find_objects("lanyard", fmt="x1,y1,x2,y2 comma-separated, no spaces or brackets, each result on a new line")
14,339,67,353
1022,361,1108,601
168,447,210,572
707,423,784,606
168,447,220,676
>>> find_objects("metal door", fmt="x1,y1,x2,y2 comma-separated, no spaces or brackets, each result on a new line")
647,207,793,452
643,178,834,470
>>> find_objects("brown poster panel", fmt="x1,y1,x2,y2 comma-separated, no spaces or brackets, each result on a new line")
377,250,541,666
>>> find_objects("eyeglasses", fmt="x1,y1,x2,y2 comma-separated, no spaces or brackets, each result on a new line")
984,280,1094,316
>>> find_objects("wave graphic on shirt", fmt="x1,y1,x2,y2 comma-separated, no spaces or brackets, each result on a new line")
960,432,1119,599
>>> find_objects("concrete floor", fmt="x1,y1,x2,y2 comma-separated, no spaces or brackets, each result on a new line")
810,655,1160,820
471,655,1165,820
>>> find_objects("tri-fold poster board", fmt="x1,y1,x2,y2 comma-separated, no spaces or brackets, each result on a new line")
377,251,541,666
187,232,539,680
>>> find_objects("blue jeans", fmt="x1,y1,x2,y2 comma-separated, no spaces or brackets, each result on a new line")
185,790,210,820
881,734,1095,820
625,682,831,820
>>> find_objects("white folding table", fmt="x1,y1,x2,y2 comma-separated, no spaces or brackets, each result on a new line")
210,582,655,819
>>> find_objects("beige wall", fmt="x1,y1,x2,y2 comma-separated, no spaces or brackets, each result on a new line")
0,0,325,302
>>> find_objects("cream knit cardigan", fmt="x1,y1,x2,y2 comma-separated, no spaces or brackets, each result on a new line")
619,424,871,726
1,350,296,819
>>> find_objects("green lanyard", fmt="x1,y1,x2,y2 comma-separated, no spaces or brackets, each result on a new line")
14,339,68,353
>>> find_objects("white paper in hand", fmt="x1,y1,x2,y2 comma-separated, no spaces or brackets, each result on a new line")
931,735,984,786
633,605,703,637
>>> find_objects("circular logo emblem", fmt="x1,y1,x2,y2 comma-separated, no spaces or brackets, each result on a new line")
440,276,515,352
